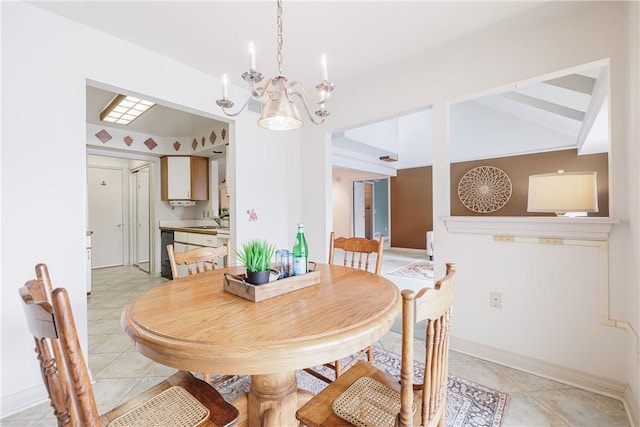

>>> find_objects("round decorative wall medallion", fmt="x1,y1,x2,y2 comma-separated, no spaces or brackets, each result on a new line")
457,166,512,213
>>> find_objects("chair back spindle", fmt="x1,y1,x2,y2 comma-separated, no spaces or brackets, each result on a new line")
20,264,101,426
168,238,231,279
399,262,456,426
328,232,384,274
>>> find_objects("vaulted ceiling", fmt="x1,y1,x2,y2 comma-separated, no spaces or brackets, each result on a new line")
333,63,608,175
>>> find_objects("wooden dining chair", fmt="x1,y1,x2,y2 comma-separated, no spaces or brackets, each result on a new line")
297,263,456,427
167,239,233,385
303,231,385,384
168,238,231,279
19,263,239,427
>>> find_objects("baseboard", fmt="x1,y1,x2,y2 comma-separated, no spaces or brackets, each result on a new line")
450,336,626,400
623,384,639,427
388,247,426,254
1,384,48,418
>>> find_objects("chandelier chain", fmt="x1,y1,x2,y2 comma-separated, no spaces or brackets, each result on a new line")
276,0,283,76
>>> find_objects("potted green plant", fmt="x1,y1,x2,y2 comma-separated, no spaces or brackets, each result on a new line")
235,239,276,285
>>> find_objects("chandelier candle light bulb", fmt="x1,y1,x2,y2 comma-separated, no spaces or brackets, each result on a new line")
248,41,256,70
321,54,328,82
222,74,228,99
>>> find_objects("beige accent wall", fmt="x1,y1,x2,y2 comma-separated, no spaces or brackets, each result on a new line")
391,149,608,249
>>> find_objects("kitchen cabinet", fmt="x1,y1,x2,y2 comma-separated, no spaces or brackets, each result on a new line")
161,156,209,201
174,231,225,248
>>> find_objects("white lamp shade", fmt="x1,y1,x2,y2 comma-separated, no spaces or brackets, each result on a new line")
527,171,599,214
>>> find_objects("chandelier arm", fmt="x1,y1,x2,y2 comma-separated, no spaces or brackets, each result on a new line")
218,77,276,118
250,77,275,99
219,95,253,118
289,80,331,105
292,92,326,125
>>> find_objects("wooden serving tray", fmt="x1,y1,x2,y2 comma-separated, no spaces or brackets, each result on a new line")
223,270,321,302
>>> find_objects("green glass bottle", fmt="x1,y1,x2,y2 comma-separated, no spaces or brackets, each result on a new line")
292,223,308,275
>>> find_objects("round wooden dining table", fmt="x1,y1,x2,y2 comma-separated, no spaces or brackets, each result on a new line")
122,263,401,427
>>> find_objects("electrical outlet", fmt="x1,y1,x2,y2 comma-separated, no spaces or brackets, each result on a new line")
490,291,502,309
538,238,564,245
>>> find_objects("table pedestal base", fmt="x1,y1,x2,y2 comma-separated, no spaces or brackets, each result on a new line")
231,372,314,427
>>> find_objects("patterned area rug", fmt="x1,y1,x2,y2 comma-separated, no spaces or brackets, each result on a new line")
388,260,434,280
212,347,510,427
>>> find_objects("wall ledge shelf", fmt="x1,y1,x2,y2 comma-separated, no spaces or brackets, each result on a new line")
442,216,619,241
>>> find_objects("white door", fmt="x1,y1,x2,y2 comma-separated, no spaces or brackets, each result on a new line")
134,167,150,271
88,167,124,268
353,181,365,237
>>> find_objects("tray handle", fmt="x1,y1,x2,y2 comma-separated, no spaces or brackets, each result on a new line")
224,273,251,293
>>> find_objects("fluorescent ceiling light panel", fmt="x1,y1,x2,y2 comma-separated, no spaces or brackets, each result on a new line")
100,94,155,125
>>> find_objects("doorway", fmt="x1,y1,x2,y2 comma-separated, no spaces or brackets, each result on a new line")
353,181,374,239
352,179,390,246
132,165,151,272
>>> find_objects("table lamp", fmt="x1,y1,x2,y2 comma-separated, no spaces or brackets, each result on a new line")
527,170,598,217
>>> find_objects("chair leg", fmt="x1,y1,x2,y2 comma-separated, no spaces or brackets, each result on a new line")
367,346,374,365
303,368,333,384
437,398,446,427
211,374,234,387
199,372,234,387
334,358,343,378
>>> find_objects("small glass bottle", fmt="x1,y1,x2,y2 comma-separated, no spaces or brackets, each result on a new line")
292,223,308,275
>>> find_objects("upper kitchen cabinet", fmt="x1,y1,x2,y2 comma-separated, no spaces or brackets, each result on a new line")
161,156,209,201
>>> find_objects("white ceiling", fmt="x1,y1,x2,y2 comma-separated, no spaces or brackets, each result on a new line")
39,1,607,173
34,1,549,89
86,86,222,137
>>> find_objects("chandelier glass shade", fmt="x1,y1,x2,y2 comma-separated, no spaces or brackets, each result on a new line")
216,0,334,131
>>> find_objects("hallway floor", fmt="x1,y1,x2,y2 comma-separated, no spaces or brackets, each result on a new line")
2,249,630,426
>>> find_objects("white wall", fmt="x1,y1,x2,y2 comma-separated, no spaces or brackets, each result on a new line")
0,2,301,415
302,0,639,415
332,172,353,239
344,119,399,153
2,2,89,414
397,110,432,170
231,110,302,258
624,0,640,412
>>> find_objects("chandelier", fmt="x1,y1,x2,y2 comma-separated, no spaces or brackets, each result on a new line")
216,0,334,131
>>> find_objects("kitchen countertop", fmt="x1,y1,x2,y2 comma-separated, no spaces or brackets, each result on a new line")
159,219,230,236
160,225,226,235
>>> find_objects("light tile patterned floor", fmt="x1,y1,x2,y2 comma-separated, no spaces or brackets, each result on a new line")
2,249,630,426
